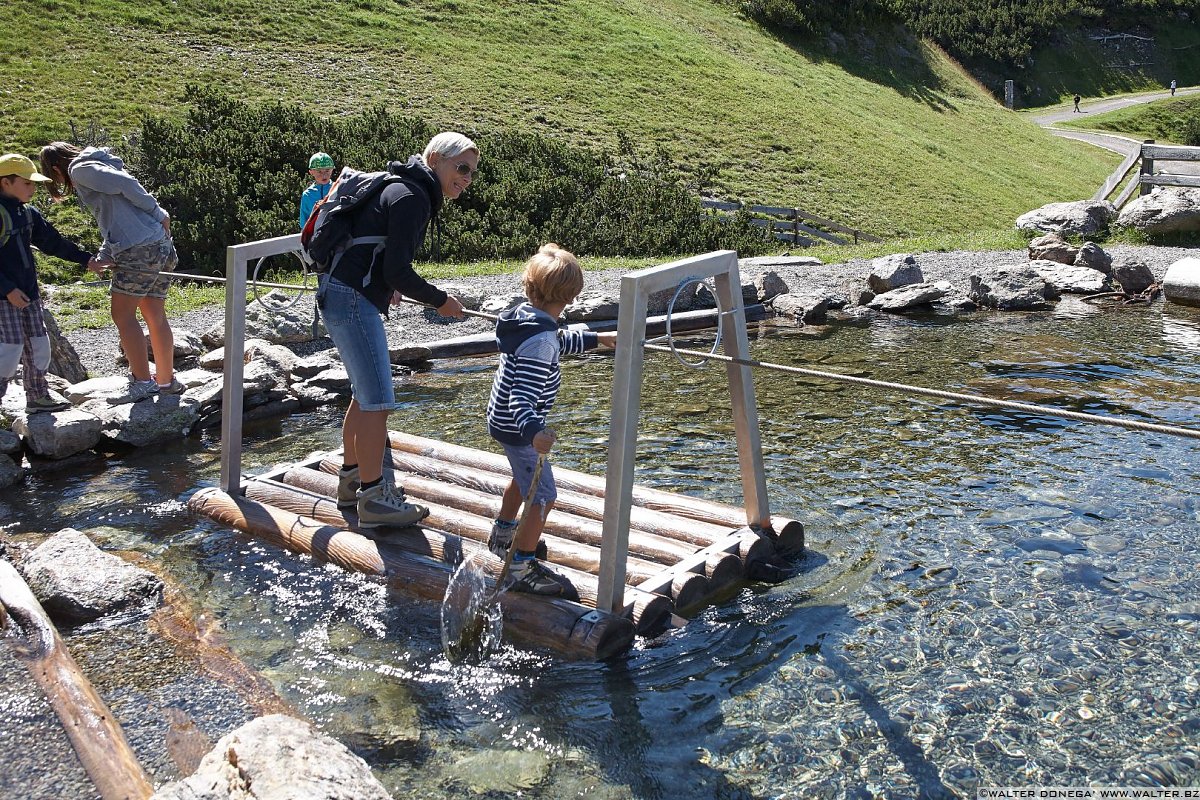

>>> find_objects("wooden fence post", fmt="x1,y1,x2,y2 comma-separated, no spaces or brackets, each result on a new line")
1139,139,1156,197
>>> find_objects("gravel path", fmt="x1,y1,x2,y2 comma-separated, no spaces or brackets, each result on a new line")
57,244,1200,381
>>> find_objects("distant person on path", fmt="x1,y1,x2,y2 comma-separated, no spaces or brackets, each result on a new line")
324,132,470,528
40,142,182,400
299,152,335,230
1170,79,1177,97
0,154,97,413
1073,93,1082,112
485,243,617,596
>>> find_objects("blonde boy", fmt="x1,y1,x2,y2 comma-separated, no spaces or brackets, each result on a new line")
485,243,616,595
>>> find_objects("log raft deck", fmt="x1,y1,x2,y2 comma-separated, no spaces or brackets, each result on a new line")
188,243,804,660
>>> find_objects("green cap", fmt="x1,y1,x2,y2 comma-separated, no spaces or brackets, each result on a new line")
308,152,334,169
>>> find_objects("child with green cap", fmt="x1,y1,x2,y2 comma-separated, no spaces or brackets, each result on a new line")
299,152,335,229
0,154,99,413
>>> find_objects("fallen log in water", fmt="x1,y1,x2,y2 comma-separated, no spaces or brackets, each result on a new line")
245,476,675,636
414,305,768,360
387,431,804,554
188,487,635,659
0,559,154,800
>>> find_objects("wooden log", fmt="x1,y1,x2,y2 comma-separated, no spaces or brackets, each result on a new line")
241,478,672,637
313,459,696,566
279,467,712,611
187,488,634,660
384,446,739,549
277,466,670,586
0,559,154,800
385,431,804,554
415,305,766,359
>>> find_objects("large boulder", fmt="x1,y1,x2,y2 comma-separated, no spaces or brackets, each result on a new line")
12,408,103,460
1112,261,1156,295
1117,187,1200,235
969,265,1056,310
20,528,163,623
151,714,391,800
1027,233,1077,265
1028,260,1109,294
1163,257,1200,307
866,281,950,312
1016,199,1116,237
868,254,922,294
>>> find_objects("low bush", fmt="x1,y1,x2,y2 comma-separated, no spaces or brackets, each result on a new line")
123,86,768,274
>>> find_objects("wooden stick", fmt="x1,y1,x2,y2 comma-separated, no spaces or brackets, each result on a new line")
0,559,154,800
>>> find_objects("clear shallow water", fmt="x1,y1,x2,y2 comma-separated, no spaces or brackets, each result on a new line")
3,300,1200,799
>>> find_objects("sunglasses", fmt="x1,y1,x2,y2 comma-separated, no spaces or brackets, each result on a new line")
452,161,480,180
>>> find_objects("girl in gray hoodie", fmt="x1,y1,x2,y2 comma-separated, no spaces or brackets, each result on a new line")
40,143,181,400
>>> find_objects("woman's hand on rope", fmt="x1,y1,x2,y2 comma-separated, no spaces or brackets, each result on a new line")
437,295,465,319
532,428,556,454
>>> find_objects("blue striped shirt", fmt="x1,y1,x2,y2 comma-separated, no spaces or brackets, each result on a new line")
487,303,598,445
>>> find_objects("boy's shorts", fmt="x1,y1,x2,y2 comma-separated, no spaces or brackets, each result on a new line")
110,237,177,299
499,441,557,507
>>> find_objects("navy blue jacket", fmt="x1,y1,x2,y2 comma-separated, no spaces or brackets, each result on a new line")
330,157,448,315
0,194,92,302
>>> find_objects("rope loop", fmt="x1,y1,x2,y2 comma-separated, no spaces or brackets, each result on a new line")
251,250,313,313
665,275,724,368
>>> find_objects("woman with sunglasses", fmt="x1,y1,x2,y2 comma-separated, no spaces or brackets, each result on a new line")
321,131,475,528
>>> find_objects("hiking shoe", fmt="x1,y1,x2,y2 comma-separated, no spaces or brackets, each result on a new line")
487,520,517,558
156,378,186,395
357,481,429,528
127,379,159,402
507,557,568,597
336,466,360,509
24,395,70,414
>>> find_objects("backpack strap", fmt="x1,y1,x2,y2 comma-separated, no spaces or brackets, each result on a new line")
0,205,12,250
329,235,387,274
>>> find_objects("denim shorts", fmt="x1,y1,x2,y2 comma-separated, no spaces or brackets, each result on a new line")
318,274,395,411
499,442,557,507
110,237,177,299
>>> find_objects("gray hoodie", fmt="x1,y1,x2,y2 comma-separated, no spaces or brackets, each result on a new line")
68,147,168,260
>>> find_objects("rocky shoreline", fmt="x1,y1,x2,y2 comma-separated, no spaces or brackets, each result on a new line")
54,243,1200,381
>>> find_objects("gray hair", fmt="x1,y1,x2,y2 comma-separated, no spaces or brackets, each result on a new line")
422,132,479,163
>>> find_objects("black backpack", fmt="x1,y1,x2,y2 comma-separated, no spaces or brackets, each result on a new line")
300,167,407,273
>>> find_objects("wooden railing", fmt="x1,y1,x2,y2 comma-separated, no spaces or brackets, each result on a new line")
699,198,882,246
1094,140,1200,208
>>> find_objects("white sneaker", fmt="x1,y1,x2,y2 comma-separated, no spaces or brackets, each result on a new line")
357,481,428,528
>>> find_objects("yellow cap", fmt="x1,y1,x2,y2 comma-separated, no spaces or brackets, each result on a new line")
0,153,51,181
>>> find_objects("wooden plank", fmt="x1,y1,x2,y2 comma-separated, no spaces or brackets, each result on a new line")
747,204,799,217
0,560,154,800
1142,174,1200,188
795,221,849,245
1143,144,1200,162
699,199,743,211
792,209,883,242
1092,149,1142,201
1113,170,1143,209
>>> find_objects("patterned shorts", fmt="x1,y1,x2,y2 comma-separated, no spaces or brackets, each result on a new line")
110,237,178,299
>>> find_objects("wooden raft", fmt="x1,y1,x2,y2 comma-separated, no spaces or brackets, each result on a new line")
188,431,803,661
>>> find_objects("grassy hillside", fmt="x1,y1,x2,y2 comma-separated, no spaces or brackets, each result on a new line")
3,0,1117,240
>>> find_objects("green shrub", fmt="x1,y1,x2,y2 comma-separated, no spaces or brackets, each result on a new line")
129,86,769,273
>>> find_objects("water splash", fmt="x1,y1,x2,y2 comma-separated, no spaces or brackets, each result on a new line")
441,552,504,664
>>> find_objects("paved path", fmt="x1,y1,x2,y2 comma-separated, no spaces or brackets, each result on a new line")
1027,86,1199,161
1026,87,1200,180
